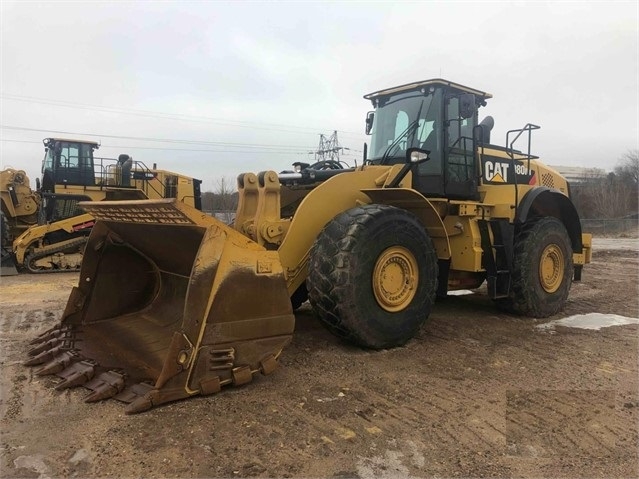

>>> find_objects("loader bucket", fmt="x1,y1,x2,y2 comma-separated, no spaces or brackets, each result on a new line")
26,199,295,413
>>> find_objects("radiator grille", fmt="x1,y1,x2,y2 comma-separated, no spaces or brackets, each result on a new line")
541,173,555,188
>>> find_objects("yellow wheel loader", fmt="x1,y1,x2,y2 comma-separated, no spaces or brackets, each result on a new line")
26,79,591,413
5,138,202,273
1,168,41,274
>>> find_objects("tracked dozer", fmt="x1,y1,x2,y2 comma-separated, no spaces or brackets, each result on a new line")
27,79,591,412
7,138,202,273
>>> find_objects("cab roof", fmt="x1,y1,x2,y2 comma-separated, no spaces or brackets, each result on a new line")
44,137,100,147
364,78,492,101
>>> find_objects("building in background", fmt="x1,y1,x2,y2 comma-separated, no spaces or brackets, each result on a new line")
549,165,607,183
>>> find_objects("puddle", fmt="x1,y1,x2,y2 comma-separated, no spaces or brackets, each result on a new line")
447,289,474,296
537,313,639,331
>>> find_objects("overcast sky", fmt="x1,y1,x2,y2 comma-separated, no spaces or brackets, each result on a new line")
1,1,637,192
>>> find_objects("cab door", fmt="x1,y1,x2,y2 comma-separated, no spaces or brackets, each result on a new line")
443,96,479,200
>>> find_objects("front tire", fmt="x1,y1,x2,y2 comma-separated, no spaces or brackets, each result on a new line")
498,217,573,317
307,204,438,349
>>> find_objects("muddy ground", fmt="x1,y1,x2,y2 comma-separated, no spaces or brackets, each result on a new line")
1,238,637,478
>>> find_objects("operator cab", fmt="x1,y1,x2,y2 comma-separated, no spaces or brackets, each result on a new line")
41,138,99,193
364,79,491,200
39,138,100,224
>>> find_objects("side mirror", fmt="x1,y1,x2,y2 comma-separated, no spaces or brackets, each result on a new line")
459,93,476,119
385,148,430,189
365,111,375,135
406,148,430,164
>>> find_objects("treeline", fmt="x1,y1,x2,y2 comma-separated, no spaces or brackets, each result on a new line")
201,191,238,213
571,150,638,219
198,150,639,221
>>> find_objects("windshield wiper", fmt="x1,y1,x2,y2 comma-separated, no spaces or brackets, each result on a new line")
380,98,426,165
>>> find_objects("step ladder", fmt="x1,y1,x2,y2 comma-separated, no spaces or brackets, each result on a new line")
478,219,514,299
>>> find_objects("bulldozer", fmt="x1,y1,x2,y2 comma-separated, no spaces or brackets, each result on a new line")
2,138,202,273
26,79,591,413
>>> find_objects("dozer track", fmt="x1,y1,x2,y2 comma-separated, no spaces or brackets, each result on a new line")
26,199,295,413
24,236,88,274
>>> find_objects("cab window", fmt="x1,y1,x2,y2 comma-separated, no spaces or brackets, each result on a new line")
447,97,475,150
60,143,80,168
42,149,54,173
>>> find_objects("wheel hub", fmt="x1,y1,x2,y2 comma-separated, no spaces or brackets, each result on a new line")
539,244,564,293
372,246,418,312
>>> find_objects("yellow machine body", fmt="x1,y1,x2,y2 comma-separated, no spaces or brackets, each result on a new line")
0,168,41,239
27,80,591,412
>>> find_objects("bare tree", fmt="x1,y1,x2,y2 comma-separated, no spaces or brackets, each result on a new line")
213,177,237,224
614,149,639,185
573,151,638,218
576,169,634,218
200,191,215,213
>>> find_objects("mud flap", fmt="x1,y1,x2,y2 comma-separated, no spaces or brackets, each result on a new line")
26,199,295,413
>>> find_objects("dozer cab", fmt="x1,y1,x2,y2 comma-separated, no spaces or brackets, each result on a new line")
9,138,202,273
27,79,591,413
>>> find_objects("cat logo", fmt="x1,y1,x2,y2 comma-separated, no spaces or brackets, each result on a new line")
484,160,510,183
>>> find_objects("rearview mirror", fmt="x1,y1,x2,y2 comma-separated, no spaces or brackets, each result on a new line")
365,111,374,135
459,93,476,119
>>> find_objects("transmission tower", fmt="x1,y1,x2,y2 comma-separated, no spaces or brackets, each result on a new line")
314,131,343,162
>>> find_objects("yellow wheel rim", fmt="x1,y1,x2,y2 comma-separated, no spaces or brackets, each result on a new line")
539,244,564,293
372,246,418,312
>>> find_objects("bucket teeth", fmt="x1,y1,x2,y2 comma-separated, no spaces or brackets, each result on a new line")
35,351,79,376
28,338,63,357
55,361,96,390
125,395,154,415
84,371,126,402
115,382,156,414
29,326,63,345
24,345,65,366
28,328,74,355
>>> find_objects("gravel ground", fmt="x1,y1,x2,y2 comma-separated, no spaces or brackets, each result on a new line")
0,239,637,478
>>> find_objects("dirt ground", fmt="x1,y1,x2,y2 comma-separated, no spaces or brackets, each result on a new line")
0,238,637,478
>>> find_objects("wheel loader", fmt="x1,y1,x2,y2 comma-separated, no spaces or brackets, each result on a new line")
2,138,202,273
0,168,42,274
26,79,591,413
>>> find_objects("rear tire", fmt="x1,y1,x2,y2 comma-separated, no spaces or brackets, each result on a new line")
307,204,438,349
497,217,573,317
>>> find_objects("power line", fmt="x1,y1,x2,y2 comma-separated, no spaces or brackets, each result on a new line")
0,125,315,151
2,138,362,156
0,138,313,155
0,93,367,139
